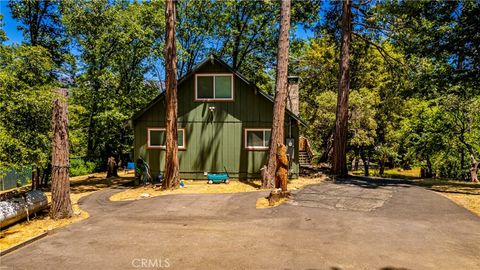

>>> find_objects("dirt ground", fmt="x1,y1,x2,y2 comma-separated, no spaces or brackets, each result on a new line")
109,175,326,201
0,173,133,251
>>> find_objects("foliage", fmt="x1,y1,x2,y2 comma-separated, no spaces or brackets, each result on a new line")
377,0,480,178
69,158,96,177
175,0,320,92
61,0,164,162
1,0,478,181
0,15,6,43
300,0,480,180
177,0,220,77
292,35,337,160
293,34,396,166
0,45,55,169
8,0,70,67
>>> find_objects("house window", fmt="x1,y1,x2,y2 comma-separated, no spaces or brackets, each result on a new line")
147,128,186,149
244,129,271,150
195,74,233,100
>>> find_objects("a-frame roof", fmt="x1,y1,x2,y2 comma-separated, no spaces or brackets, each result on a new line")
132,54,306,126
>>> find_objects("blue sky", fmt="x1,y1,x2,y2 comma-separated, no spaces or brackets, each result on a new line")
1,2,315,45
1,2,315,82
1,1,23,45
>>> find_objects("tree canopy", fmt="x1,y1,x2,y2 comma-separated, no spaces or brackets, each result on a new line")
0,0,478,181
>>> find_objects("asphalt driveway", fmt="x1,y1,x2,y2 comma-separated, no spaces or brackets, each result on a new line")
2,178,480,270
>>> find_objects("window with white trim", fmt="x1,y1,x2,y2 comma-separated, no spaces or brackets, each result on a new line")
195,74,233,100
147,128,186,149
244,129,271,150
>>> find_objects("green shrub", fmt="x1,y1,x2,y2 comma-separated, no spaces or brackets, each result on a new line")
69,159,96,177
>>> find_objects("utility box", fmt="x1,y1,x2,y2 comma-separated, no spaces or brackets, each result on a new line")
286,138,295,159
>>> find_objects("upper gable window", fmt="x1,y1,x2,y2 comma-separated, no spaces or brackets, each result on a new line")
195,74,233,101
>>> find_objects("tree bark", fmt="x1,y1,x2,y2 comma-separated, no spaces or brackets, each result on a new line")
106,156,117,178
162,0,180,190
360,151,369,177
379,156,385,176
50,88,73,220
459,135,478,182
331,0,352,177
470,154,479,182
31,167,40,190
425,156,433,178
364,159,369,177
262,0,291,189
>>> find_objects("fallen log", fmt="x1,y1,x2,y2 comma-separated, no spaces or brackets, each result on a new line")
0,190,48,228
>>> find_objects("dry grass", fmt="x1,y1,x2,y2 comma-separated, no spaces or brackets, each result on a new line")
110,175,327,202
69,172,134,194
383,168,421,179
351,168,421,180
0,172,133,251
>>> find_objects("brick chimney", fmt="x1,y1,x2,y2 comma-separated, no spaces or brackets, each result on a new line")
287,76,300,116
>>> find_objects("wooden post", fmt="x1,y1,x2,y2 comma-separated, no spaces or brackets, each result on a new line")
50,88,73,219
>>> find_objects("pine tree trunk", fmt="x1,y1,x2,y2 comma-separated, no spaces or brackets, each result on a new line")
262,0,291,189
162,0,180,190
332,0,352,177
50,88,73,220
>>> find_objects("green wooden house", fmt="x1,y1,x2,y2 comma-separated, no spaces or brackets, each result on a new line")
132,55,304,180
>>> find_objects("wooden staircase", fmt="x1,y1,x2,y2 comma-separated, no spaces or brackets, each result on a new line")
299,151,311,167
299,136,313,168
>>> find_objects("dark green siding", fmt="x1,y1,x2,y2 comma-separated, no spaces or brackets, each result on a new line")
134,60,300,179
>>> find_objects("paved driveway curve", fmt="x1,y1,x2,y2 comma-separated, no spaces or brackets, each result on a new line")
2,178,480,270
